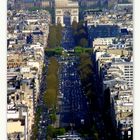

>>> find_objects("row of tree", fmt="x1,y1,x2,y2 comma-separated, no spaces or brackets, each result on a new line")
43,57,66,139
31,107,42,140
78,53,120,140
72,21,88,48
45,47,63,57
78,53,96,104
74,46,93,54
78,53,99,139
48,24,63,48
31,63,48,139
43,57,59,111
46,125,66,140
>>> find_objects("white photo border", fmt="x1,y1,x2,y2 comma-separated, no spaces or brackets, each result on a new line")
0,0,7,139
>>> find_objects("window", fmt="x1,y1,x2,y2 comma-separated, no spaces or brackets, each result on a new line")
125,66,129,68
73,10,77,13
125,72,129,74
125,77,129,78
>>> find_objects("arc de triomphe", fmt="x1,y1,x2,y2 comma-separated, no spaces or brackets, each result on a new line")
55,0,79,26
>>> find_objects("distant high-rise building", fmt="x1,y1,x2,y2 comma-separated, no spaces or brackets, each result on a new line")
78,0,109,9
118,0,132,3
14,0,52,10
79,0,99,8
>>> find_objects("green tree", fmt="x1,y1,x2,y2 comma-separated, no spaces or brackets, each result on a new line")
74,46,83,54
44,89,57,109
43,57,59,112
48,26,57,48
50,113,57,124
56,23,63,46
47,125,55,138
72,20,78,32
54,128,66,136
55,47,63,55
72,20,88,47
77,20,84,30
46,74,57,88
79,38,88,48
79,29,86,35
48,24,63,48
31,107,42,139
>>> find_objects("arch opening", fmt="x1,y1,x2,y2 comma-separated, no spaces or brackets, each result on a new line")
57,17,61,24
63,11,71,26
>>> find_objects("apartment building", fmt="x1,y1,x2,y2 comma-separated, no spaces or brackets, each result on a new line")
94,46,133,139
7,10,50,139
109,84,133,139
93,37,115,51
7,104,28,140
111,62,133,88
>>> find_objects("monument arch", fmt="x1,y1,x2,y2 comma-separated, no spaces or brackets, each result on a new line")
55,0,79,26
